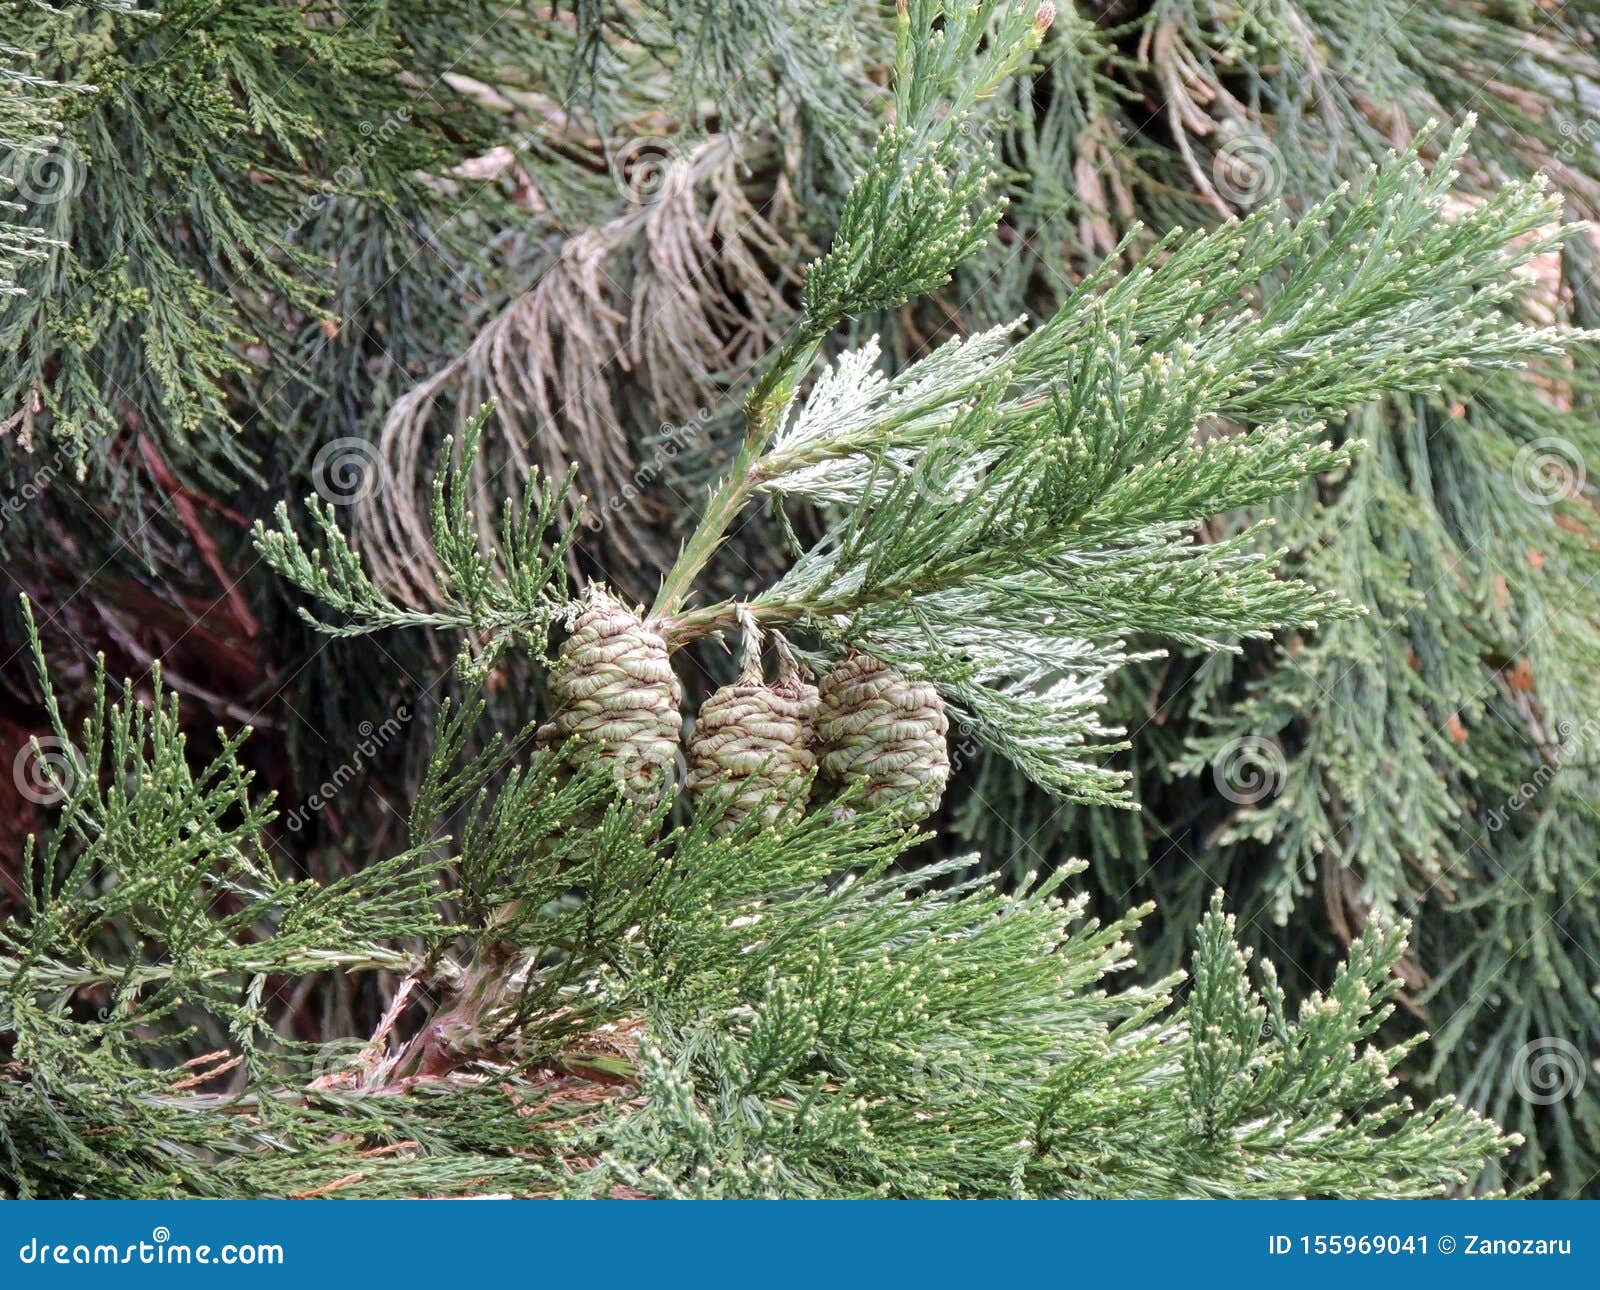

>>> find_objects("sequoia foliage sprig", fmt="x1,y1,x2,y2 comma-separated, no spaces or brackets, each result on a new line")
4,0,1594,1200
0,601,1513,1198
264,109,1576,807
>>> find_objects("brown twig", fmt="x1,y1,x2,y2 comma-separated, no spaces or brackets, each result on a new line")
136,434,259,638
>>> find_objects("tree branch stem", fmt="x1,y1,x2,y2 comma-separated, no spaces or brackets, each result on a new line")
647,332,821,619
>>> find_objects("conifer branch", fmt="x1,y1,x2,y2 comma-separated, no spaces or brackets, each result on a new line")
0,630,1515,1197
14,0,1593,1199
255,409,575,676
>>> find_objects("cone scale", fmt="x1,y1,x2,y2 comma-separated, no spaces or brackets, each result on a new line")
686,647,819,833
540,590,683,798
817,650,950,820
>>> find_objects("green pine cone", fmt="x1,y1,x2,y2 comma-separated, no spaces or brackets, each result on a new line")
541,591,683,800
817,651,950,820
686,671,819,833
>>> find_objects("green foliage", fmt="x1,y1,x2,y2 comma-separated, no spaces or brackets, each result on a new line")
0,48,67,299
270,109,1574,814
6,0,1598,1200
0,0,558,582
802,0,1044,325
969,0,1600,1195
0,633,1511,1197
753,131,1573,801
1,4,445,460
255,409,574,679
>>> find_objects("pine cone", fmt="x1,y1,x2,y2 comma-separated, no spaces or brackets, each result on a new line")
817,651,949,819
686,670,818,833
540,591,683,801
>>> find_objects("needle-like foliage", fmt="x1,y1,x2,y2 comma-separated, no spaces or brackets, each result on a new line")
5,0,1597,1199
0,620,1511,1198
